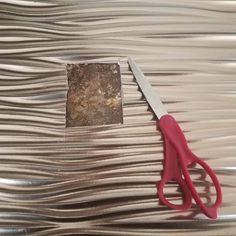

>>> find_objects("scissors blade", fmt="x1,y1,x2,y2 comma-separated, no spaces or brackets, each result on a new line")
128,57,168,119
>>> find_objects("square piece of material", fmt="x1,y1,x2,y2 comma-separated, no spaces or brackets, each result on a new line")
66,63,123,127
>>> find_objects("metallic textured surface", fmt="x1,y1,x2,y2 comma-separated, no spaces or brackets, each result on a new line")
0,0,236,235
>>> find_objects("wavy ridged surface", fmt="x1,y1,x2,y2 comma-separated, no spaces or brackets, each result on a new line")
0,0,236,235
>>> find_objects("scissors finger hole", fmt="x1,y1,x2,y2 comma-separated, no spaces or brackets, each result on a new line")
188,163,216,207
162,180,186,206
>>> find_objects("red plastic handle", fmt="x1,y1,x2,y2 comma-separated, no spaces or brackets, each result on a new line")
157,136,192,210
158,114,222,219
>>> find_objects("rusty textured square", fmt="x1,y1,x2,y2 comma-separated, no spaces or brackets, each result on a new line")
66,63,123,127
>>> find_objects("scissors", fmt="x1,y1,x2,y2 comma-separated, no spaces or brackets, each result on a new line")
128,58,222,219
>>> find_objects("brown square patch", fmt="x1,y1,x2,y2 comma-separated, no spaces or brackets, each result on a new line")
66,63,123,127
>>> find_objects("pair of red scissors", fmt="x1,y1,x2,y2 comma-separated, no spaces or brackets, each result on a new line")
128,58,222,219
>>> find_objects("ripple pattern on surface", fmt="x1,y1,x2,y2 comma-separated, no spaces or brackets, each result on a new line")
0,0,236,235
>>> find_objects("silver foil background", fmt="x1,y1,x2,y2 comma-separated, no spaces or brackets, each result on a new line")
0,0,236,235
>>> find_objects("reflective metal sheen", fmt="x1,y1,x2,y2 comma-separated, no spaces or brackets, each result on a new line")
128,57,168,119
0,0,236,235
